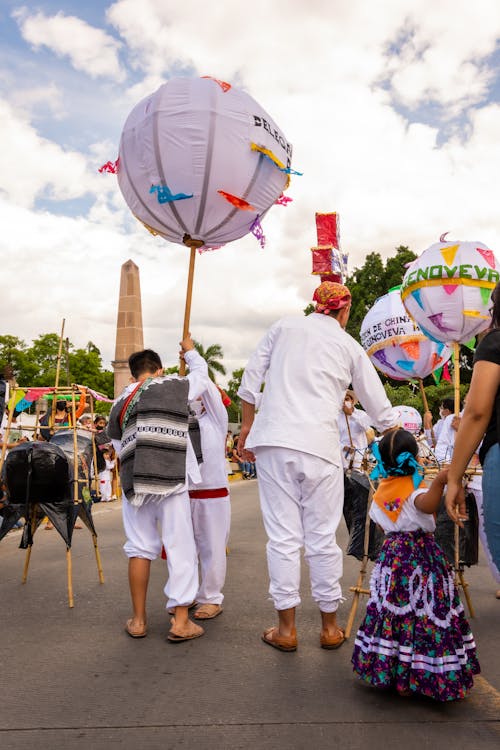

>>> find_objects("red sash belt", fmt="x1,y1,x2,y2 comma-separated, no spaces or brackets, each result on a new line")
189,487,229,499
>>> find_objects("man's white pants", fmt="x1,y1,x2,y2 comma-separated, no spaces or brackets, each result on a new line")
191,496,231,605
255,446,344,612
122,490,198,610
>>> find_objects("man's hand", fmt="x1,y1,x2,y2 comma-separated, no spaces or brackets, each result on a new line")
237,425,256,462
451,415,461,432
179,332,194,359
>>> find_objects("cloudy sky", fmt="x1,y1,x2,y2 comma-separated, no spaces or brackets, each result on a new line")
1,0,499,382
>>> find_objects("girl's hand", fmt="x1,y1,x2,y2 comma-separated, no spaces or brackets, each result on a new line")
445,479,468,528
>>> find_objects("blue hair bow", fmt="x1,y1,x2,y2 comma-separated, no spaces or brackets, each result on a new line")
370,442,424,489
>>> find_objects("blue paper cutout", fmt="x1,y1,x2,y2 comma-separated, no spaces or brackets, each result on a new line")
150,184,193,204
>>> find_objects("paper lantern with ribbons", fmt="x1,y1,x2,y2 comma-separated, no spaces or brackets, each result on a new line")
116,76,296,370
117,76,294,248
401,238,499,345
360,287,452,381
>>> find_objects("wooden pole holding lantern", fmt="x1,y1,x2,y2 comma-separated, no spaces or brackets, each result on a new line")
451,341,475,618
179,236,204,376
344,479,375,640
418,378,435,445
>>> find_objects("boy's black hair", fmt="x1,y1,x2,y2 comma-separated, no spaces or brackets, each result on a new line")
378,428,418,476
128,349,163,379
440,397,454,413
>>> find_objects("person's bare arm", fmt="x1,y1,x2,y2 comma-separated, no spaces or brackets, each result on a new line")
446,360,500,524
414,468,449,515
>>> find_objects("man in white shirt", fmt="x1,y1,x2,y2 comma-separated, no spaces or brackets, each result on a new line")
237,282,398,652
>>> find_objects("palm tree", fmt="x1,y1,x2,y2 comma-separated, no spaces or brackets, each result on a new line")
193,341,226,382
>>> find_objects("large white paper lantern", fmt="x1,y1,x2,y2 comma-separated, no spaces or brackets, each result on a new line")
401,239,499,344
117,76,293,249
360,287,452,380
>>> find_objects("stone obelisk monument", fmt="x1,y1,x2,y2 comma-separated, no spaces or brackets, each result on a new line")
112,260,144,397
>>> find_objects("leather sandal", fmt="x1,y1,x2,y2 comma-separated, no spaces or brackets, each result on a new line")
125,618,147,638
261,626,297,652
320,627,345,649
194,604,223,620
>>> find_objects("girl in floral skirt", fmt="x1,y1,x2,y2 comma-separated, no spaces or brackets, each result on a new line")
351,428,480,701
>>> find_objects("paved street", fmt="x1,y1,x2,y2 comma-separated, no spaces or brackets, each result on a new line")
0,479,499,750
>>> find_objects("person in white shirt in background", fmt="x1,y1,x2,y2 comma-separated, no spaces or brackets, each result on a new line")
237,281,399,653
188,381,231,620
338,390,373,473
423,397,454,449
99,448,116,502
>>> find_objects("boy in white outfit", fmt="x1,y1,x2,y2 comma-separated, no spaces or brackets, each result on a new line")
188,380,231,620
107,336,209,643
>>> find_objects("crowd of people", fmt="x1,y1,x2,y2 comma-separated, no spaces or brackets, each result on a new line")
2,278,500,704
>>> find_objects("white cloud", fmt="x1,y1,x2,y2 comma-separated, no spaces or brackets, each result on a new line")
383,2,500,112
0,99,109,208
1,0,499,385
14,8,125,82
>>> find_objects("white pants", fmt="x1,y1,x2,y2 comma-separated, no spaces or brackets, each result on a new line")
99,471,112,502
255,446,344,612
122,490,199,609
191,496,231,604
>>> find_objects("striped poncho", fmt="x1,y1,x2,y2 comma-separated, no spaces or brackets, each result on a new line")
108,376,202,507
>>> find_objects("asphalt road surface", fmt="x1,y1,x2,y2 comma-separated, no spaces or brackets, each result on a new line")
0,479,499,749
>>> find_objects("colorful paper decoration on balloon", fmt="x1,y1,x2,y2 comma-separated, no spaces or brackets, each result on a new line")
401,239,500,344
360,287,452,380
117,77,295,250
311,212,348,283
394,405,422,435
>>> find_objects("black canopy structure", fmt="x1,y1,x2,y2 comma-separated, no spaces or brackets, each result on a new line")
0,388,106,607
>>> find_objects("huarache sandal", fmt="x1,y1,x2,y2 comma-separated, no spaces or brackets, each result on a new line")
194,604,223,620
125,619,147,638
167,601,197,615
167,627,204,643
261,626,297,652
320,628,345,649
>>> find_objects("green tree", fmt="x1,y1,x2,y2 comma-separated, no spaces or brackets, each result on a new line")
345,252,386,339
226,367,244,423
193,341,226,382
384,245,417,290
345,246,417,341
0,335,36,382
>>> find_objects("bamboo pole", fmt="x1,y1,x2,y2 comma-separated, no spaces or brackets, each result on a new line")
92,534,105,584
418,377,435,445
345,481,375,640
54,319,66,391
70,386,79,506
21,511,37,584
66,547,74,608
179,238,203,376
451,341,474,617
89,393,101,498
0,390,16,475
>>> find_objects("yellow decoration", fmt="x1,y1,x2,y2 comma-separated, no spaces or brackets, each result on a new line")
250,143,290,189
440,244,460,266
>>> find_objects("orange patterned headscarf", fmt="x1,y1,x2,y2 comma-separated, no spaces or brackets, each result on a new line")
313,281,351,315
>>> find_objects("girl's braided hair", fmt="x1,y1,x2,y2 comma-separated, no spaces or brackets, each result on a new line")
378,428,418,476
